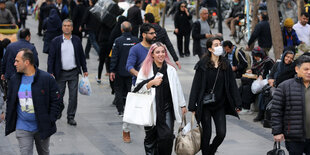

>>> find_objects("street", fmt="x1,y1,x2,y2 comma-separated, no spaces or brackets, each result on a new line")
0,14,283,155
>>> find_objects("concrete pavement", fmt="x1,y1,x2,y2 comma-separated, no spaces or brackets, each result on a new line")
0,15,285,155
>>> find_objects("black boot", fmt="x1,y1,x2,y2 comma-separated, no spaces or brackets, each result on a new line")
253,110,265,122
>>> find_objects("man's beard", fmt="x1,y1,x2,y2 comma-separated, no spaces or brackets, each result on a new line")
146,37,156,44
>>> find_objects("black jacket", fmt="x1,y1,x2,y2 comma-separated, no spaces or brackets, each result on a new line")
48,35,87,80
188,58,241,123
127,5,143,26
248,20,272,49
1,39,39,80
43,9,62,42
174,7,192,36
152,23,179,62
110,32,140,77
272,77,306,141
228,2,244,18
5,69,61,140
81,6,99,32
40,2,57,21
231,47,248,78
72,4,86,35
191,20,211,56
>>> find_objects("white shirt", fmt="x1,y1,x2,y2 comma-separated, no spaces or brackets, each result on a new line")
293,22,310,45
61,35,77,70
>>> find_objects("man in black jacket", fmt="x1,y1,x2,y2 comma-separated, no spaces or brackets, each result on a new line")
272,55,310,154
48,19,88,126
110,21,139,143
6,48,61,155
1,28,39,81
127,0,143,37
191,7,220,58
223,40,248,78
225,0,244,36
144,13,181,69
246,12,272,54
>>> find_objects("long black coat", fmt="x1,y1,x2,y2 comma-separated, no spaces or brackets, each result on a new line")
188,59,241,123
5,69,61,140
174,8,192,35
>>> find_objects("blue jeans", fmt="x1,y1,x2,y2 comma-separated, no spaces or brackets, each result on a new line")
85,31,100,56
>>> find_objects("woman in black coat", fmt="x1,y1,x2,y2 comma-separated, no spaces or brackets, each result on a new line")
174,1,192,57
42,9,62,54
188,37,241,155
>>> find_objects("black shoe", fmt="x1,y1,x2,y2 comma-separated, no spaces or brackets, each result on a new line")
118,112,124,117
67,119,77,126
253,111,264,122
37,33,43,36
180,55,184,58
185,53,190,57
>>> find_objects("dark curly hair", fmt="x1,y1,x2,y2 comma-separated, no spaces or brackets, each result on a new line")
201,37,228,70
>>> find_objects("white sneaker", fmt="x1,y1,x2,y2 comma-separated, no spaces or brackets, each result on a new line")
238,109,253,115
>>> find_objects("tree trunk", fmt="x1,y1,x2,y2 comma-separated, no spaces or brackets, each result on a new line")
249,0,260,49
162,0,168,28
297,0,305,21
196,0,200,19
267,0,283,60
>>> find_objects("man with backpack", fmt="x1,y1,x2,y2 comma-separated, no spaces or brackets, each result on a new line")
223,40,249,78
17,0,27,28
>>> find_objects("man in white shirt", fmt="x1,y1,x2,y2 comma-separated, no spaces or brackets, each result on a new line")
48,19,88,126
293,12,310,45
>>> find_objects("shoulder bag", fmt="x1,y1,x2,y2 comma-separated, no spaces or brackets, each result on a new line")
203,67,220,104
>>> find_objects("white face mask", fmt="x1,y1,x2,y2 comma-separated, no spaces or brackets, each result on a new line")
213,46,224,56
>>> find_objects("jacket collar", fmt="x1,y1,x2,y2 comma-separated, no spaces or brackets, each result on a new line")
16,67,40,83
122,32,132,37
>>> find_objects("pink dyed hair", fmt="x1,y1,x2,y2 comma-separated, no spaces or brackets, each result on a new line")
141,42,176,77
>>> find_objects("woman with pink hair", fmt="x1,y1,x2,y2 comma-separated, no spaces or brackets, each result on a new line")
134,42,187,154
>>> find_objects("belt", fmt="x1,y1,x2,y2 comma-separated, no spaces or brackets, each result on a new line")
61,67,77,72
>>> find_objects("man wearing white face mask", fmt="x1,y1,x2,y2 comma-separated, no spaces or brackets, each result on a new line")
189,37,242,154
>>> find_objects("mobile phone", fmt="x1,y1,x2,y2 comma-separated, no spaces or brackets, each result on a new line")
155,72,163,78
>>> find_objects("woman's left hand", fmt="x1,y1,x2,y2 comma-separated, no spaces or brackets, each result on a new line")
181,107,187,114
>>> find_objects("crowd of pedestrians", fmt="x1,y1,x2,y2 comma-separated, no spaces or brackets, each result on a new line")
1,0,310,154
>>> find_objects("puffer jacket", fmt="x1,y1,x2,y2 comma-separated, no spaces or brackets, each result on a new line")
271,77,306,141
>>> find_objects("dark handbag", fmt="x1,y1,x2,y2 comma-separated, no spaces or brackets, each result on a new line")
203,68,220,105
267,142,285,155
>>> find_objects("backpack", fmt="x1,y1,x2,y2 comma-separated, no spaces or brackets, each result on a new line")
235,47,252,70
19,1,27,19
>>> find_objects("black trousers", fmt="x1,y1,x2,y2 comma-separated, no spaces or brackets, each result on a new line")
144,110,174,155
201,107,226,155
98,42,110,79
176,34,190,56
38,18,43,35
56,68,79,119
114,74,131,113
285,139,310,155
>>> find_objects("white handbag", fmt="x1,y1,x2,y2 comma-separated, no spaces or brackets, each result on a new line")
123,91,154,126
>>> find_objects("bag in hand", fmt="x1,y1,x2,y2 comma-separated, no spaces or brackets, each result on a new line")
175,113,202,155
267,142,285,155
123,91,154,126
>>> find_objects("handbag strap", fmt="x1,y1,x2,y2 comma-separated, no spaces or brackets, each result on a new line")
190,113,196,129
273,141,281,149
181,114,187,127
210,67,220,93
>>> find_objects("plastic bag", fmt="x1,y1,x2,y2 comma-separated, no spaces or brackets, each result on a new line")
79,77,92,96
251,79,268,94
89,0,123,27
